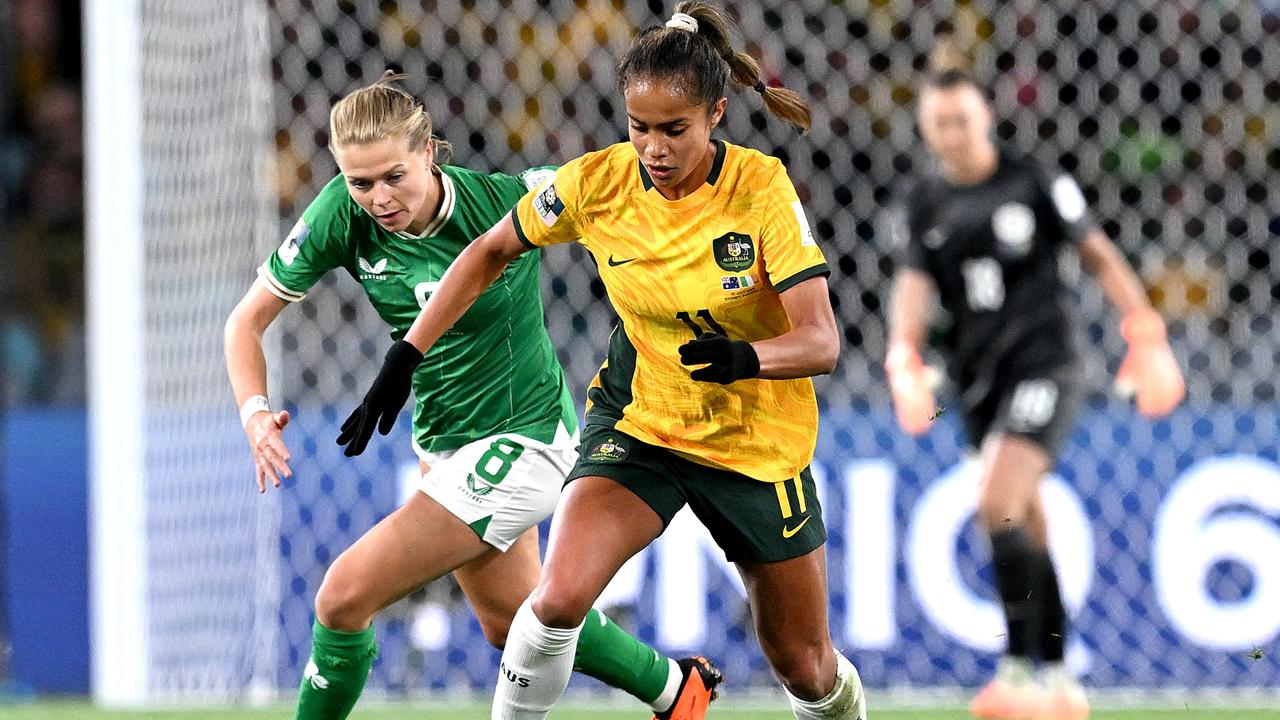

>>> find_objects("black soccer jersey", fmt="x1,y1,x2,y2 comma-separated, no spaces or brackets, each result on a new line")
897,151,1091,390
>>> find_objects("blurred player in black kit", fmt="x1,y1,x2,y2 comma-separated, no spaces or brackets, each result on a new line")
885,43,1185,720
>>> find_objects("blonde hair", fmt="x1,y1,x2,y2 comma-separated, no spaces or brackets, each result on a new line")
617,2,812,133
328,71,453,163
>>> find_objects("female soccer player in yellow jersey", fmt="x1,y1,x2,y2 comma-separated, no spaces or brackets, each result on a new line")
340,4,866,719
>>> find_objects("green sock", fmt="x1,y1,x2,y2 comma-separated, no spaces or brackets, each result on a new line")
294,619,378,720
572,608,673,704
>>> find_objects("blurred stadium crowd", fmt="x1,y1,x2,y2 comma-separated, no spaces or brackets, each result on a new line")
1,0,84,405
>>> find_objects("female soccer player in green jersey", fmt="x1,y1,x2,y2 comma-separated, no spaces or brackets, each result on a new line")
223,72,720,720
342,5,867,719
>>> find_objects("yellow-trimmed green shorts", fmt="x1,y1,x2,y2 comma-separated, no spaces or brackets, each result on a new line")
568,424,826,563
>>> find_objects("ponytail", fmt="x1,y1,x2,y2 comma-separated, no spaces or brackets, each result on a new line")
616,2,811,133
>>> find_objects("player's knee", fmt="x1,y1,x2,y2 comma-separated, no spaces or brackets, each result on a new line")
977,492,1025,532
314,564,375,632
528,585,591,629
764,640,835,701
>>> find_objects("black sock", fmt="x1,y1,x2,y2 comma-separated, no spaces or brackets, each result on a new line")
989,527,1044,660
1037,552,1067,662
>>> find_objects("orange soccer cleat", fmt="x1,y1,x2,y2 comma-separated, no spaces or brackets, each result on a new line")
970,659,1045,720
1038,665,1090,720
654,656,724,720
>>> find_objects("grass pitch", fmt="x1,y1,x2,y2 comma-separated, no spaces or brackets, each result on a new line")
1,700,1275,719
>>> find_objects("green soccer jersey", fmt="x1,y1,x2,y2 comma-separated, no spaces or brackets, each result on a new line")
259,165,577,453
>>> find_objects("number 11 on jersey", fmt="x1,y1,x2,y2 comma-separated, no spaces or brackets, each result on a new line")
676,309,727,339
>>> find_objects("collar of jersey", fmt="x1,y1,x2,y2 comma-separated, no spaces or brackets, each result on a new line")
635,139,727,208
396,168,456,239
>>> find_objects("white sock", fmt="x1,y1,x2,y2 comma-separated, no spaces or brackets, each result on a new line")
491,597,582,720
1040,661,1081,692
649,658,683,713
995,655,1036,686
786,650,867,720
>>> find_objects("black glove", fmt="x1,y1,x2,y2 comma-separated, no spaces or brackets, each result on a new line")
678,332,760,384
337,340,424,456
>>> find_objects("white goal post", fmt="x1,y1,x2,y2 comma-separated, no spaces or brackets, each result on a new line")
86,0,280,705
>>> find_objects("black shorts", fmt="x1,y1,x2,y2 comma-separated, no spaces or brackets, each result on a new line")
568,424,826,564
960,365,1081,456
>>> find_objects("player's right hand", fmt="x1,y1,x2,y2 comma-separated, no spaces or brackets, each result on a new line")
245,409,292,493
885,341,936,436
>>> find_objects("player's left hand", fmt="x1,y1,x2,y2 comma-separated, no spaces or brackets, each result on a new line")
1116,308,1185,418
679,332,760,384
337,339,425,456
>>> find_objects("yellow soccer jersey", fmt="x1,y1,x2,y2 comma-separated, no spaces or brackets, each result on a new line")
511,140,829,482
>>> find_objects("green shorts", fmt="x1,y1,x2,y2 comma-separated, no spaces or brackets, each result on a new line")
569,424,826,564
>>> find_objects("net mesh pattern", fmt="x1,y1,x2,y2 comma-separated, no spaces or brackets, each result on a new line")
139,0,280,698
134,0,1280,700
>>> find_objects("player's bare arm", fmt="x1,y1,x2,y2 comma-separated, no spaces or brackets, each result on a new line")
224,279,293,491
751,275,840,379
337,214,531,455
1077,228,1152,317
886,268,935,351
885,268,938,435
403,213,528,354
1077,227,1185,416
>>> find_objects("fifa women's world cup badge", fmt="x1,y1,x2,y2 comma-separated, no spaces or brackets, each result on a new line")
533,182,564,227
712,232,755,271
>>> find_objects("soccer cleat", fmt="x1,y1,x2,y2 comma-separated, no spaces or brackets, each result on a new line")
969,677,1045,720
654,656,724,720
1038,666,1089,720
1038,686,1089,720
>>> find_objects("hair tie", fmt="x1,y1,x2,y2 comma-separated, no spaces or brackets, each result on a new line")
665,12,699,33
753,80,767,94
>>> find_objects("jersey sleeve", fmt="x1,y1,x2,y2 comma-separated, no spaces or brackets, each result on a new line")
1041,170,1092,245
258,180,351,302
759,166,829,293
516,165,558,191
509,159,585,249
481,165,560,211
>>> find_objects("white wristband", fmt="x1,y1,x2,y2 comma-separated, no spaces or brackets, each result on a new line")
239,395,271,428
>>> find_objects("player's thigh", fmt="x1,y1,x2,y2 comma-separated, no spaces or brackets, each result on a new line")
535,474,664,625
421,430,572,632
532,427,681,625
736,545,836,694
319,490,492,627
977,371,1080,528
976,433,1052,530
322,431,567,624
452,526,543,648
